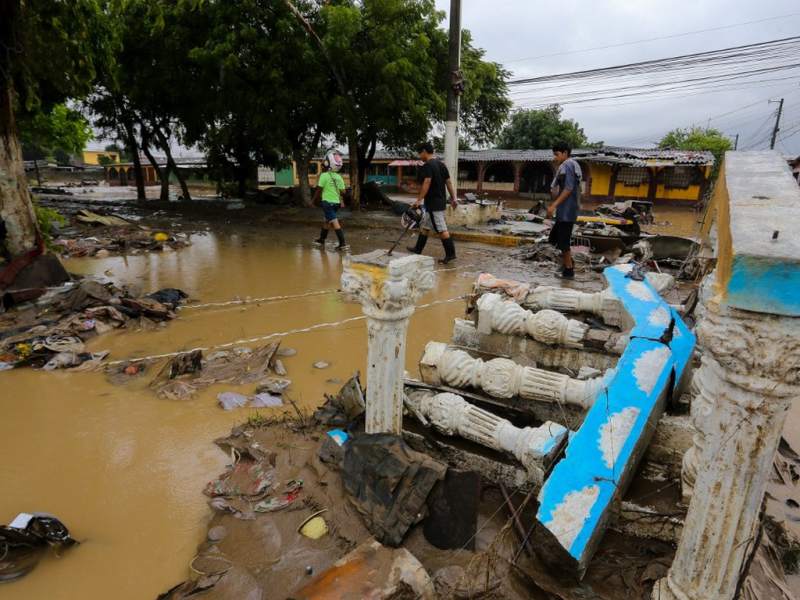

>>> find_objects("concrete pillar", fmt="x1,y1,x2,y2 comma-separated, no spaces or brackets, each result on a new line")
477,161,486,192
476,292,589,348
341,250,435,434
420,342,611,410
656,151,800,599
405,390,568,475
513,161,522,193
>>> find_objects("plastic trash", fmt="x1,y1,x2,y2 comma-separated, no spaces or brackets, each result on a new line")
0,513,78,582
249,393,283,408
218,392,249,411
298,511,329,540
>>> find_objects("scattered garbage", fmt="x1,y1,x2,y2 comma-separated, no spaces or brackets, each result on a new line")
76,209,132,227
275,347,297,357
256,378,291,395
149,343,281,400
298,510,329,540
314,373,365,426
217,392,250,411
341,434,446,547
0,514,78,582
0,280,186,370
312,361,330,369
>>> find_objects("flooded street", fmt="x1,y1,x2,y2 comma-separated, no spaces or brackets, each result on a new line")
0,224,475,599
1,207,798,598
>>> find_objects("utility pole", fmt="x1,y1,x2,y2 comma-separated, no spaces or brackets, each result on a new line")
733,133,739,150
444,0,462,197
769,98,784,150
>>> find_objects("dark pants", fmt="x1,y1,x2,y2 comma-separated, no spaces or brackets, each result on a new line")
548,221,575,251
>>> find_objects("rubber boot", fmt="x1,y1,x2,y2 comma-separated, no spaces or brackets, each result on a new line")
439,237,457,264
313,228,328,246
335,228,349,251
407,234,428,255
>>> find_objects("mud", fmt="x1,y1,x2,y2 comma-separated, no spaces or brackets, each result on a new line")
0,198,797,598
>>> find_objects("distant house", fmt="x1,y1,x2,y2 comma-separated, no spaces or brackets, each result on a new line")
283,147,715,204
453,147,715,204
82,150,120,166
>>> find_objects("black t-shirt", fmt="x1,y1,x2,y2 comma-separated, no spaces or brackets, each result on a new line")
418,158,450,211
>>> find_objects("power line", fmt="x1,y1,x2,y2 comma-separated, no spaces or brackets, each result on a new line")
508,36,800,86
501,12,800,65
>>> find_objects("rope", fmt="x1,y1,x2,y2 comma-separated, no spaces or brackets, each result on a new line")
103,295,467,367
178,289,337,311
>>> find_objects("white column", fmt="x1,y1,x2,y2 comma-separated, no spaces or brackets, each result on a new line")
476,292,589,347
654,291,800,599
341,250,435,434
406,390,568,475
420,342,610,410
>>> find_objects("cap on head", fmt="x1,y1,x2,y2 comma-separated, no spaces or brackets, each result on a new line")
324,151,343,172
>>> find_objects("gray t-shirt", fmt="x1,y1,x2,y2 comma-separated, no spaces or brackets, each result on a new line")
551,158,582,222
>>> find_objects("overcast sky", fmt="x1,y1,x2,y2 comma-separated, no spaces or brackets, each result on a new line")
436,0,800,154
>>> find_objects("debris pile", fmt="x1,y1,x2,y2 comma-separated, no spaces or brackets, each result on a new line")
52,210,190,258
0,280,186,371
0,514,78,582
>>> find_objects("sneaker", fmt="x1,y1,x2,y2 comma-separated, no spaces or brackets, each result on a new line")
336,244,350,252
438,255,457,265
312,239,325,247
406,246,421,255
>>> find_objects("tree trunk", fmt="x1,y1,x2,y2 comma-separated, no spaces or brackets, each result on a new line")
0,83,41,256
154,127,191,201
236,167,247,199
33,159,41,186
140,125,169,202
348,136,361,208
293,127,322,207
123,120,146,200
295,156,312,206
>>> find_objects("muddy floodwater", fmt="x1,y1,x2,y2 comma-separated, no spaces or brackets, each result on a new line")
0,225,474,599
1,208,798,599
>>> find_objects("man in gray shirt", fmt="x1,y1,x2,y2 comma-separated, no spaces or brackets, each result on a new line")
547,141,582,279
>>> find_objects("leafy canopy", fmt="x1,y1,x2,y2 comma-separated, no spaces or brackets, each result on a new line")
496,105,587,150
19,104,92,162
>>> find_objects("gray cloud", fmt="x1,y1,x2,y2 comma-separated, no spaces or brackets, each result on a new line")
437,0,800,154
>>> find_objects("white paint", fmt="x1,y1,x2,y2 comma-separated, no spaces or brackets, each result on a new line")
633,346,671,394
599,407,641,469
625,280,656,302
406,391,567,476
648,306,671,328
544,485,600,551
341,251,435,434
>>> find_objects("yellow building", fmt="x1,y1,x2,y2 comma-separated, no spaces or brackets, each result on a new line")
455,147,716,204
82,150,121,165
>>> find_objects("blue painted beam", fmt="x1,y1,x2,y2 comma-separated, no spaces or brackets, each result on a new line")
533,265,696,578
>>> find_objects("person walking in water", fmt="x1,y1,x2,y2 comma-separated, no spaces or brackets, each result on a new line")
313,151,348,251
407,142,458,264
547,141,582,279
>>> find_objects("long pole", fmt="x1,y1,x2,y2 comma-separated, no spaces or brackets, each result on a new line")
769,98,784,150
443,0,462,196
733,133,739,150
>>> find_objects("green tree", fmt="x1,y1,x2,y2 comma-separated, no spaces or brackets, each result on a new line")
1,0,114,257
19,104,92,183
658,126,732,177
496,105,587,150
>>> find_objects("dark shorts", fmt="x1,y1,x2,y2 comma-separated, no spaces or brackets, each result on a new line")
548,221,575,251
322,202,339,222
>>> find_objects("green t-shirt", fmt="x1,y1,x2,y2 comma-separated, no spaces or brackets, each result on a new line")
318,171,345,204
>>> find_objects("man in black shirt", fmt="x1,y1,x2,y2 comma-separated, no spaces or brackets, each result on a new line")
407,142,458,264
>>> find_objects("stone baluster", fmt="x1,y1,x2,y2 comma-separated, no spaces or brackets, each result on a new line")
420,342,610,410
405,390,568,475
341,250,435,434
655,151,800,600
476,292,589,348
525,285,629,328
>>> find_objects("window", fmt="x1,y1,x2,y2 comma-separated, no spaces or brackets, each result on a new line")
308,162,319,175
617,167,648,187
662,166,699,189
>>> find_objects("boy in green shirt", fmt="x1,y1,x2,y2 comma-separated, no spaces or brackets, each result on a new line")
313,151,348,251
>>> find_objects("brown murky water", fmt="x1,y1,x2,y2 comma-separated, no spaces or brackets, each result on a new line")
1,211,797,598
0,227,473,599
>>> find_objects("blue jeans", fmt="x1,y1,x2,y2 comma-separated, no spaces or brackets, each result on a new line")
322,203,339,222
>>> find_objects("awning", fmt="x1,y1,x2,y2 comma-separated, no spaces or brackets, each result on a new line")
388,160,423,167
